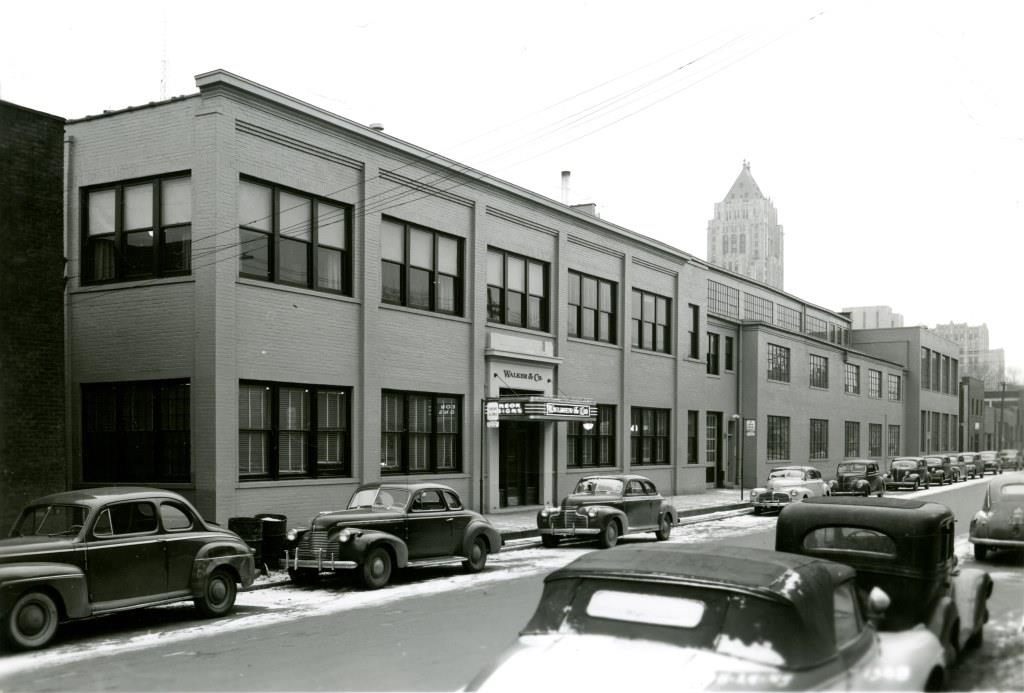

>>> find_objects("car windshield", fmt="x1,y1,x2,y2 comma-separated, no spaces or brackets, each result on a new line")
892,461,915,469
347,488,411,510
979,452,997,460
768,469,804,480
523,578,804,668
837,463,866,474
574,478,625,496
1000,484,1024,499
12,504,89,537
925,459,942,467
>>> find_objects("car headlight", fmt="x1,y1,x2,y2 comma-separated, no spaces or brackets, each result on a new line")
539,509,551,518
789,489,800,497
338,527,357,542
587,508,598,518
286,529,299,542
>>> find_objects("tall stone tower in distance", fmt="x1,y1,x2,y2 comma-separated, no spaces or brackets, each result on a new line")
707,161,784,289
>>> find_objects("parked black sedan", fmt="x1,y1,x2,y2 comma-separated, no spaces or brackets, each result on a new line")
282,483,501,589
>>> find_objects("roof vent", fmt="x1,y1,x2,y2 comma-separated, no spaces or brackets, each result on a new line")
369,122,384,132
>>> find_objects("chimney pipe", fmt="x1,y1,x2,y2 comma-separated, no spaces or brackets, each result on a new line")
561,170,571,204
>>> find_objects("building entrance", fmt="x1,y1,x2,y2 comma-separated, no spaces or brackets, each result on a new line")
499,421,541,507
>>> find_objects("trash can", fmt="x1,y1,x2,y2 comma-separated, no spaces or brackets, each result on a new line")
255,513,287,573
228,517,263,569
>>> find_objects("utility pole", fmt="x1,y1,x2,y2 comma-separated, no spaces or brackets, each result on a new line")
999,381,1007,449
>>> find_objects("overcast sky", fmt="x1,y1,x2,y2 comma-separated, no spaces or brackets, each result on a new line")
3,0,1021,377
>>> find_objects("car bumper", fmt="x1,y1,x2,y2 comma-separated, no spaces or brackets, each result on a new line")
280,549,357,571
885,481,917,489
830,490,863,496
539,527,602,537
969,536,1024,549
753,500,792,509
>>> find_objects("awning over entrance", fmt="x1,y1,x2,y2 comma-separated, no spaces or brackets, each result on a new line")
486,396,597,423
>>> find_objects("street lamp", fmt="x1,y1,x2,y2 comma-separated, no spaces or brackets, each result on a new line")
731,414,743,500
999,381,1007,450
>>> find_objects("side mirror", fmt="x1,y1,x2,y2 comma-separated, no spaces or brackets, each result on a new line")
867,586,891,622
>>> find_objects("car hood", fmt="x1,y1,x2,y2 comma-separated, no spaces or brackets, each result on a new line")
560,494,621,509
469,634,779,691
765,478,805,489
309,508,406,530
0,535,77,559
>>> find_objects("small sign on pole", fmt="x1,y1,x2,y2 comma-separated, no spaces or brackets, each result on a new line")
745,419,756,437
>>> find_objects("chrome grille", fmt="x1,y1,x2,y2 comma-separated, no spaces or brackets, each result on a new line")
550,510,589,530
772,492,789,502
297,530,336,560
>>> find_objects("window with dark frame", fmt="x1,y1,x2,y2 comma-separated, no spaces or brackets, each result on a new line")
487,248,548,331
706,332,720,375
82,380,190,483
810,418,829,460
845,421,860,457
869,423,882,457
380,390,461,475
844,363,861,395
868,369,882,398
567,405,616,468
631,289,671,353
568,271,617,343
724,336,734,371
888,374,902,401
380,217,462,315
767,343,790,382
239,382,351,480
806,315,828,340
707,280,740,318
888,424,901,456
809,354,829,389
767,415,790,461
238,178,352,294
921,348,931,390
777,304,802,332
631,407,670,465
687,410,699,463
688,304,700,358
743,293,773,322
82,174,192,283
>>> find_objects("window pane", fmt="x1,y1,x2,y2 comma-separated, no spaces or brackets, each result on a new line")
599,281,612,309
318,246,342,291
643,294,655,320
632,290,642,317
582,308,596,339
598,312,610,341
568,273,581,306
318,390,345,429
507,256,525,292
240,229,270,278
528,262,544,296
238,181,272,231
410,228,433,269
487,286,503,321
279,237,308,285
161,178,191,226
317,203,346,249
88,189,116,235
528,295,542,330
582,277,598,309
487,250,503,286
656,297,668,324
507,290,524,326
382,261,403,303
437,236,458,275
124,183,153,230
279,192,311,240
437,274,456,313
163,225,191,272
124,230,153,276
409,267,431,309
381,219,405,262
278,387,309,474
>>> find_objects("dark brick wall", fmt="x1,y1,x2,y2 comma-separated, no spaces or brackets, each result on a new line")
0,100,66,531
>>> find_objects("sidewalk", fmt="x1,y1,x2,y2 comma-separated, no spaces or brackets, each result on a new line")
486,487,751,540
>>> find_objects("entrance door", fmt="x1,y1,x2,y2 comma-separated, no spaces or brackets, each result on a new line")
499,421,540,507
705,412,723,488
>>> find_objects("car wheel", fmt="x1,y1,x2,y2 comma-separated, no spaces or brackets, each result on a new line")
288,568,320,586
462,536,489,573
876,487,884,498
194,567,237,618
655,514,672,541
912,479,920,491
361,546,392,589
974,544,989,561
540,535,560,548
4,591,59,650
752,506,762,515
597,521,620,549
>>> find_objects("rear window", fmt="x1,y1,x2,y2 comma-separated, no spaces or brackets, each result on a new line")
1000,484,1024,498
802,526,896,557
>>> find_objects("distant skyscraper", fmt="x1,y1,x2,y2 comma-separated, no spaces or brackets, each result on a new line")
931,322,1005,388
844,306,905,329
706,161,784,289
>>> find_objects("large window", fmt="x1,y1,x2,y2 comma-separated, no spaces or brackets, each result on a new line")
767,344,790,382
631,289,671,353
845,421,860,457
687,410,699,464
380,391,461,475
706,332,720,375
931,352,941,392
688,304,700,358
631,408,670,465
809,354,829,389
888,374,902,401
921,348,931,390
568,405,616,468
743,293,773,322
869,423,882,457
82,380,190,483
238,178,352,294
868,369,882,399
941,355,950,394
724,336,734,371
806,315,828,340
777,305,802,332
380,218,462,314
810,419,829,460
844,364,861,395
239,382,351,479
568,271,616,343
83,174,191,283
888,424,901,456
767,416,790,461
487,249,548,331
707,280,740,318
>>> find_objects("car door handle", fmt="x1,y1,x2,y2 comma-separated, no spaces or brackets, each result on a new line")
446,518,454,522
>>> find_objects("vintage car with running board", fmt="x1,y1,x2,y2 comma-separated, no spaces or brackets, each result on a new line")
885,457,931,491
751,466,830,514
970,471,1024,560
536,475,677,548
1,487,255,650
830,460,886,497
282,483,501,589
777,496,992,674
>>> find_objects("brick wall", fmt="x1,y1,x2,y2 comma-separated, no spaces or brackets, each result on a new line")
0,101,66,530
